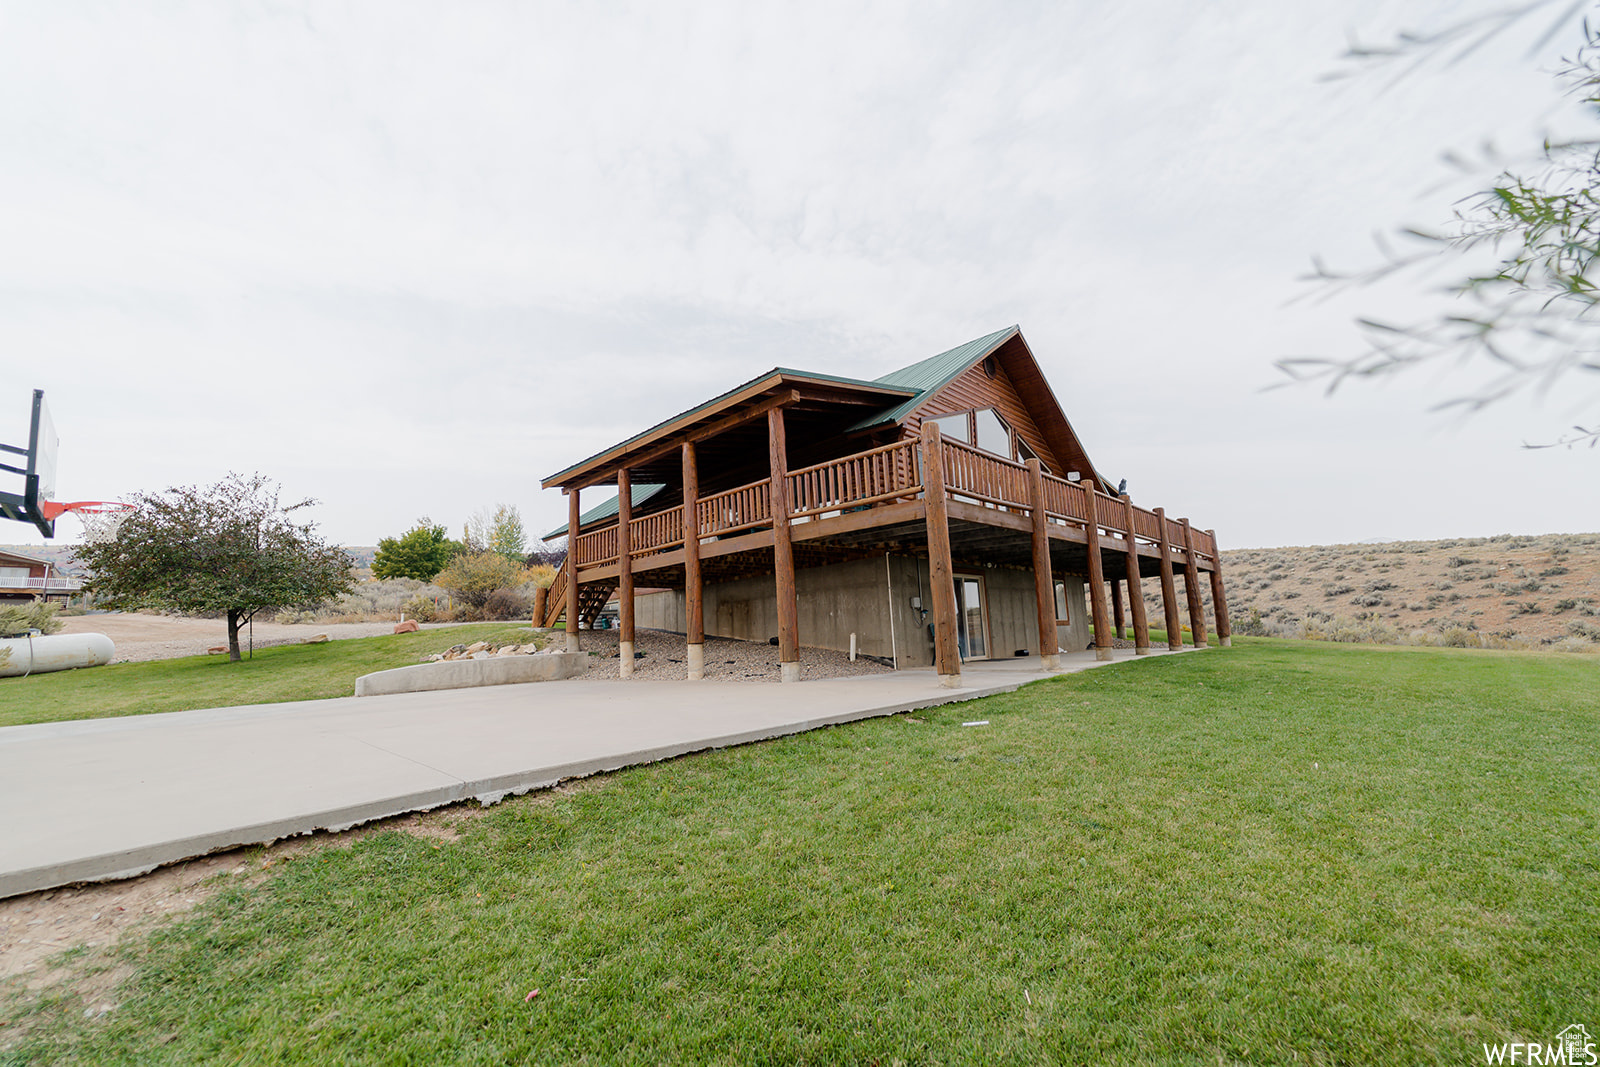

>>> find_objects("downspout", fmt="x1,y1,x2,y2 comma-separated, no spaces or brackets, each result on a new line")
885,552,898,670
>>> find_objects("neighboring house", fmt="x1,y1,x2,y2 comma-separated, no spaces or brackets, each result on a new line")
0,548,81,604
539,325,1230,686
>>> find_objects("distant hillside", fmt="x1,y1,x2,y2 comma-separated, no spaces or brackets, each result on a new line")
2,544,380,575
1203,532,1600,651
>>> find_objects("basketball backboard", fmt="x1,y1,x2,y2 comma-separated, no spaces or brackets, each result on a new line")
0,389,61,537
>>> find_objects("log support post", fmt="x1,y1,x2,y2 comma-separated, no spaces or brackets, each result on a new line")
532,585,548,629
769,407,801,683
1121,495,1151,655
682,442,704,679
617,468,635,676
1111,579,1125,640
920,423,962,687
1207,528,1232,647
1025,458,1059,671
1154,506,1183,651
565,488,581,652
1083,485,1113,662
1180,519,1209,649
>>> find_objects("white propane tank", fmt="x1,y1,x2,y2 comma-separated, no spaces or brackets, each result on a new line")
0,633,116,677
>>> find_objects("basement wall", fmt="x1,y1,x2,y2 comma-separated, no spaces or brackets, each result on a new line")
632,555,1090,668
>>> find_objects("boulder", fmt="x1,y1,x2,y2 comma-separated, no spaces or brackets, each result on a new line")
465,641,490,654
207,646,227,655
393,620,420,634
304,634,329,645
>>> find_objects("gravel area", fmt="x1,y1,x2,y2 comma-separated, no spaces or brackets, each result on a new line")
565,628,896,682
54,614,471,664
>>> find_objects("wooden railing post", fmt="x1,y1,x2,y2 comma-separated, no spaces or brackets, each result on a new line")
682,442,704,680
920,423,962,687
1154,506,1183,651
617,468,635,677
1180,518,1209,649
1025,458,1059,670
1083,486,1113,661
1121,495,1151,655
1111,579,1125,640
533,585,548,629
565,488,581,652
1208,528,1232,647
769,407,801,683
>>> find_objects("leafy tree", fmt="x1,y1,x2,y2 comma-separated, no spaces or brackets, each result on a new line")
1285,4,1600,448
432,550,527,614
75,473,354,661
466,504,528,560
372,518,454,581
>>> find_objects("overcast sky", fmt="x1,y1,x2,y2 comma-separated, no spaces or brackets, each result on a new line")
3,1,1597,552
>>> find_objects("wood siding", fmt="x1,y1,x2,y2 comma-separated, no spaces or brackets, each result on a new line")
902,359,1067,477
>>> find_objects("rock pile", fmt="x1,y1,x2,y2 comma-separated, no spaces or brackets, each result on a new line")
424,640,551,663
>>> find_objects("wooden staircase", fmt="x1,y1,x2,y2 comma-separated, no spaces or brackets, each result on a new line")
538,579,615,629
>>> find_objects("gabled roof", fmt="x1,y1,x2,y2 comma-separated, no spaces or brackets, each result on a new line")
0,548,47,567
542,482,666,542
848,325,1019,432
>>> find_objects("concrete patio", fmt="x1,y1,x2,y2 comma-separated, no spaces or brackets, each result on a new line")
0,647,1185,899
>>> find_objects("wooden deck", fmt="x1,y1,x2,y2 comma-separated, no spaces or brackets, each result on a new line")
545,428,1229,674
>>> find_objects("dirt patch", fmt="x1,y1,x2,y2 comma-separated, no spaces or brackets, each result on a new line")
53,613,471,664
0,802,498,988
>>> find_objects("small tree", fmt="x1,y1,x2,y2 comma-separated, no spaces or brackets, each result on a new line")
432,551,527,615
467,504,528,561
76,473,354,661
372,518,454,581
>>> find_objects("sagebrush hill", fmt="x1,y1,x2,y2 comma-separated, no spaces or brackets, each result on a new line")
1202,532,1600,651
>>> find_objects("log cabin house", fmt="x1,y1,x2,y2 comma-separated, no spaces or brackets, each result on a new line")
538,325,1230,686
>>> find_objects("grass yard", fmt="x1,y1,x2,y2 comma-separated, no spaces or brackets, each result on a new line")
0,624,546,728
3,639,1596,1064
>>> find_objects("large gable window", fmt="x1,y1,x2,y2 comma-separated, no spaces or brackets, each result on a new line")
974,408,1010,456
928,413,971,444
926,407,1045,471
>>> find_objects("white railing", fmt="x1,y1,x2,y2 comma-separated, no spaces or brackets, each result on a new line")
0,576,82,591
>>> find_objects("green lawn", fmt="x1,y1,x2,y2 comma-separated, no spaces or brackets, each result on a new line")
0,624,546,728
3,639,1596,1064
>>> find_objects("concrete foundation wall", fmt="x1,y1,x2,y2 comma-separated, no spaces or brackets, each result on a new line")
632,555,1090,668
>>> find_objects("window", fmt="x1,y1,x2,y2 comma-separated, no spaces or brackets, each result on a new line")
929,413,970,444
1054,580,1072,624
973,408,1010,456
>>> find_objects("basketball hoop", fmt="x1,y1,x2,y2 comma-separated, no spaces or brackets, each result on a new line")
43,501,135,543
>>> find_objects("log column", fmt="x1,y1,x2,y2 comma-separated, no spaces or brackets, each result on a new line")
532,585,548,629
617,468,635,677
920,422,961,688
1207,528,1232,647
1025,459,1059,671
1180,519,1209,649
1083,484,1113,662
682,442,704,680
1121,495,1151,655
565,488,581,653
1111,580,1125,640
1154,506,1183,651
769,407,801,683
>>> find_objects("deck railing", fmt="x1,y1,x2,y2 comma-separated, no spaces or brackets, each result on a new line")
567,437,1215,571
697,478,772,537
788,439,921,518
628,508,683,558
940,439,1029,510
0,576,82,592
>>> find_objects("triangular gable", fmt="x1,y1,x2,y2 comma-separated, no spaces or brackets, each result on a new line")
851,327,1106,489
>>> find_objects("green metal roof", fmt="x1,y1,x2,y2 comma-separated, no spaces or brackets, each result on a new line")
543,482,667,541
847,325,1019,432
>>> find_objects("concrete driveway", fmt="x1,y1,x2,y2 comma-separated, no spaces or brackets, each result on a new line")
0,649,1182,899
